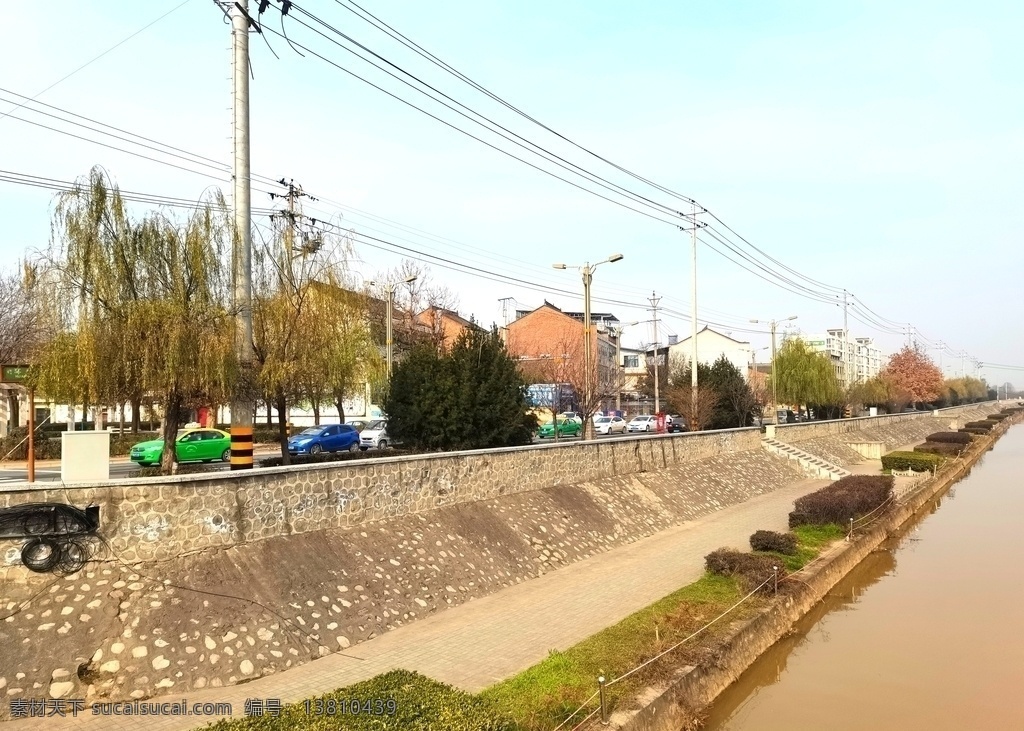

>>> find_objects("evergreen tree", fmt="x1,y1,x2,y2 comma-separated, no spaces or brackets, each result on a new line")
384,327,536,451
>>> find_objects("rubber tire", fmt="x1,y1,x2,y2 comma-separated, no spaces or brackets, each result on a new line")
221,448,231,462
348,442,359,453
378,440,388,450
310,443,323,455
21,538,61,573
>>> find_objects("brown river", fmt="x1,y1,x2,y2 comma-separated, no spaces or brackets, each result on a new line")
701,425,1024,731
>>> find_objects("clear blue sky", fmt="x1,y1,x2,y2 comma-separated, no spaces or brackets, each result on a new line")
2,1,1021,386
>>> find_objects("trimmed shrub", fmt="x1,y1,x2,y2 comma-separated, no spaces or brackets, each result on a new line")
750,530,798,555
257,447,423,468
960,427,989,436
704,548,786,593
926,431,972,444
880,451,945,472
964,420,995,431
914,442,964,457
789,474,894,528
0,436,61,461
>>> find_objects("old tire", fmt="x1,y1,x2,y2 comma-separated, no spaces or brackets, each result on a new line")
21,538,61,573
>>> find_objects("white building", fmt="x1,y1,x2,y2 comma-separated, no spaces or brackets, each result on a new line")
804,330,884,386
665,326,754,380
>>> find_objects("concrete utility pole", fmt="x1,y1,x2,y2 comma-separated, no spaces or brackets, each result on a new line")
648,293,662,414
229,0,254,471
690,202,699,394
751,315,798,421
498,296,514,328
842,290,849,388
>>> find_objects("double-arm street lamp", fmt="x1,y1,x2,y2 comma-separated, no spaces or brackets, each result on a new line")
750,315,798,418
553,254,624,428
371,275,418,379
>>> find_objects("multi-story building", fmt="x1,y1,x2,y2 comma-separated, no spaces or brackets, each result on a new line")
664,326,755,381
804,330,884,386
505,302,618,409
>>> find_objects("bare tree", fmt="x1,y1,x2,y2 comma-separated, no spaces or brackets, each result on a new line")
667,383,719,432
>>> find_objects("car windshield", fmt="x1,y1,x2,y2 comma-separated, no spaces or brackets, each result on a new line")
366,420,386,431
299,427,323,436
596,417,611,423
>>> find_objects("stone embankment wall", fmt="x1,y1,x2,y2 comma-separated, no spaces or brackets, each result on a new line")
0,449,802,710
0,428,761,565
775,404,993,468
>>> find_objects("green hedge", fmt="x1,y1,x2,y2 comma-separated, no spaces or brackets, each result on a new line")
880,451,945,472
0,433,158,462
207,669,512,731
986,413,1008,421
216,423,286,444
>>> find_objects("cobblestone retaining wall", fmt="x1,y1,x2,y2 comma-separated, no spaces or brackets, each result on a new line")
0,429,761,566
0,449,802,711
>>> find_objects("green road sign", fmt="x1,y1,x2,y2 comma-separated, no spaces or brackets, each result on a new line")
0,365,30,383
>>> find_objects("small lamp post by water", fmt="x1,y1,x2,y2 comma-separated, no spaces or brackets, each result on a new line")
773,565,778,595
598,675,608,724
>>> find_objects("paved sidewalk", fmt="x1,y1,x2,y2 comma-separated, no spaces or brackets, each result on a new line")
1,477,828,731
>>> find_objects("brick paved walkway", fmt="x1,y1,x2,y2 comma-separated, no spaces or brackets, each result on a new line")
2,477,828,731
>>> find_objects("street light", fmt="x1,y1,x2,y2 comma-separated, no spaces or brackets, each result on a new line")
553,254,624,435
750,315,797,421
371,275,418,379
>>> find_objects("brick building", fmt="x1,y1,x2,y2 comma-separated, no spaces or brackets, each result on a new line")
505,302,618,393
414,306,479,351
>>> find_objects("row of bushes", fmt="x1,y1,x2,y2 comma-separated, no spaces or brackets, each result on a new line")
915,442,964,457
789,474,894,528
964,420,998,431
705,548,787,593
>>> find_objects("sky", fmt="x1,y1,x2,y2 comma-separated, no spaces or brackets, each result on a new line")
1,0,1022,387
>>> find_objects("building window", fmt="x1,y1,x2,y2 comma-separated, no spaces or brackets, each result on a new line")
623,355,639,368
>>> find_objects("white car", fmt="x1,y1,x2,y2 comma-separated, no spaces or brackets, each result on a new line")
358,419,391,450
627,415,657,432
595,416,627,435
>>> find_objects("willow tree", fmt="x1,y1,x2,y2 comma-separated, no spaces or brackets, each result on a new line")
772,336,843,413
252,225,372,462
33,167,235,471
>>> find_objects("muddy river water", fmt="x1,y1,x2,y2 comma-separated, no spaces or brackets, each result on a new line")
701,425,1024,731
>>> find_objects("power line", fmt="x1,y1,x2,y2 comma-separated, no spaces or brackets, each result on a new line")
0,0,195,123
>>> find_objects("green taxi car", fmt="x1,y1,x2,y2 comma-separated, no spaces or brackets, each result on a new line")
537,418,582,439
130,428,232,466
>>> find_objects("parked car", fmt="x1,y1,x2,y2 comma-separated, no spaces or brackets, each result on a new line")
666,415,687,433
359,419,394,450
559,411,584,424
288,423,360,456
346,420,370,433
594,416,627,435
627,415,657,432
130,428,231,466
537,418,582,439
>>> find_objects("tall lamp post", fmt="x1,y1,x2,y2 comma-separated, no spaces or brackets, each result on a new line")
554,254,624,436
750,316,797,421
373,275,418,379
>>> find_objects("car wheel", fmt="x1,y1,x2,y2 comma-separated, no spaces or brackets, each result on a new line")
310,444,323,456
378,440,388,450
221,448,231,462
348,442,359,453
